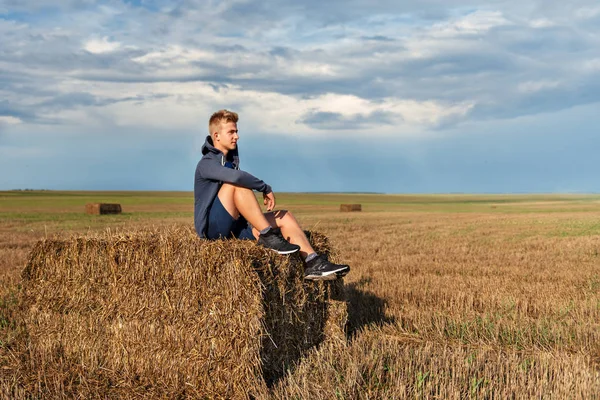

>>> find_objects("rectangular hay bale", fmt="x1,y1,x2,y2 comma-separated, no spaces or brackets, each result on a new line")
17,226,347,399
85,203,122,215
340,204,362,212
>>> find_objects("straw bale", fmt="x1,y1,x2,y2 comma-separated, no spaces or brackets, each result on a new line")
16,226,347,399
340,204,361,212
85,203,122,215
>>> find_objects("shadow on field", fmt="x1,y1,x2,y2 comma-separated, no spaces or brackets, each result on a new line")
345,278,395,338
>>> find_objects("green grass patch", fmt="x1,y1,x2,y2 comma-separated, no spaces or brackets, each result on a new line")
3,191,600,230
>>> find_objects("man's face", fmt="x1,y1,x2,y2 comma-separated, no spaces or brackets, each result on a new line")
214,121,239,152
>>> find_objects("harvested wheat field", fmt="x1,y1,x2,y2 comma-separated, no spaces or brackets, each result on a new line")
1,191,600,399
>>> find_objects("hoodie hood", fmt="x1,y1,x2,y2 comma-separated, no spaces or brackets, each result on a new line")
201,135,218,155
201,135,239,161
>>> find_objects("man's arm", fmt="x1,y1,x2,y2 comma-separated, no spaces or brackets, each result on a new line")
199,159,272,194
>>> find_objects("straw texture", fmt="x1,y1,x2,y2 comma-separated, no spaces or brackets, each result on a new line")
16,226,346,399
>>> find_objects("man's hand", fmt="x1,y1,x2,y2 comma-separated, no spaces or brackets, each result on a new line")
263,191,275,212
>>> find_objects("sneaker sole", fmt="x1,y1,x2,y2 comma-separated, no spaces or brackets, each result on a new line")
270,247,300,255
336,268,350,277
304,273,338,281
305,266,350,281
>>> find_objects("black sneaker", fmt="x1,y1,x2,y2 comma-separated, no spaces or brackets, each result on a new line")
304,255,350,281
257,227,301,254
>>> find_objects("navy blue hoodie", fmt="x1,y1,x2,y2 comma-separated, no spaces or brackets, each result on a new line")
194,136,272,238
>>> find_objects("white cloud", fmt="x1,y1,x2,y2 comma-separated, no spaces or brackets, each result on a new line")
131,44,339,80
400,11,511,60
574,6,600,19
132,46,216,65
583,59,600,71
0,116,22,125
289,93,472,128
429,10,511,37
383,99,473,126
518,80,560,93
529,18,555,28
276,60,339,78
40,78,470,136
83,37,121,53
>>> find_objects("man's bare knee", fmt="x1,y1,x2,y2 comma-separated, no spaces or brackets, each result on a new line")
232,186,259,205
218,182,236,194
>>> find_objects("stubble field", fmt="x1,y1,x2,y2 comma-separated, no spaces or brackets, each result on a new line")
1,191,599,398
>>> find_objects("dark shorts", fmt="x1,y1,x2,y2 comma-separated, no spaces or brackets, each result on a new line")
207,195,255,240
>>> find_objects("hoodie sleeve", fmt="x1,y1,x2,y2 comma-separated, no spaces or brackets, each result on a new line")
198,158,272,194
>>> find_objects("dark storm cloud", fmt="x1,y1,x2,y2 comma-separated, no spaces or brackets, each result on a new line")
471,77,600,120
298,110,397,130
0,100,38,123
36,92,170,109
360,35,396,42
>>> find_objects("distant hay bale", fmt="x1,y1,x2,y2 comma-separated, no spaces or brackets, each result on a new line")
17,226,347,399
85,203,122,215
340,204,361,212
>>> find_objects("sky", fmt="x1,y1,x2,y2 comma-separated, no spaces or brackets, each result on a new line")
1,0,599,193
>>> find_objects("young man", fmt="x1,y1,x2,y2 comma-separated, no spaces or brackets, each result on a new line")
194,109,350,281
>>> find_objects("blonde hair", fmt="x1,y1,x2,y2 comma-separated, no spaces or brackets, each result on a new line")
209,109,239,137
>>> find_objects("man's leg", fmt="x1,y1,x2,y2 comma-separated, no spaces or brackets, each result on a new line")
259,209,350,280
217,184,348,278
260,210,315,258
217,183,300,254
217,183,270,232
